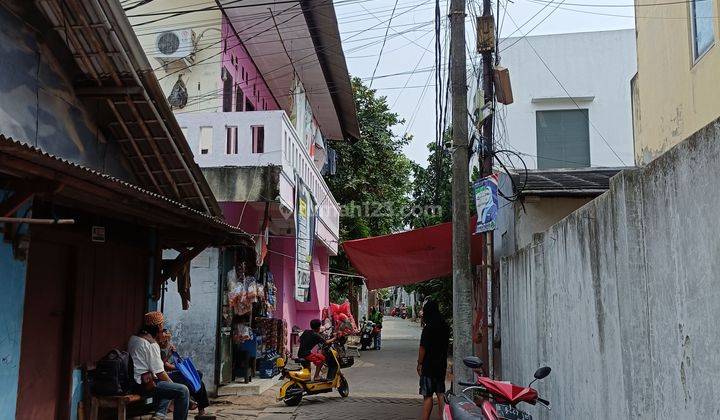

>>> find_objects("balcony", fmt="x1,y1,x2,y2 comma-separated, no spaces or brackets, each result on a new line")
176,110,340,253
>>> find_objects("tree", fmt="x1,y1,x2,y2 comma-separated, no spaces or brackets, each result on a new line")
325,78,413,304
403,138,479,324
403,140,454,321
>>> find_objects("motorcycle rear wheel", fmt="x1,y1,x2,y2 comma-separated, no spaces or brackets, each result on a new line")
338,375,350,398
283,383,303,406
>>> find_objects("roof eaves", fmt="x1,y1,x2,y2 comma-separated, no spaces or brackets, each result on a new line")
301,0,360,142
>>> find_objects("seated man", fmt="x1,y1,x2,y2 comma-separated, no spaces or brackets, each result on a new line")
158,330,213,419
298,319,336,381
128,311,189,420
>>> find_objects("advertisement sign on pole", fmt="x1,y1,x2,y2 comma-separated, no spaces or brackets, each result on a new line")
295,178,316,302
474,173,499,234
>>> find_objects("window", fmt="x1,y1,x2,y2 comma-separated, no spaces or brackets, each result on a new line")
222,68,233,112
252,126,265,153
199,126,213,155
691,0,714,59
245,98,255,111
226,126,238,154
535,109,590,169
235,85,244,112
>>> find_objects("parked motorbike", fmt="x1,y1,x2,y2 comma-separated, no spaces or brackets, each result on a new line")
276,342,350,406
443,357,551,420
359,320,375,350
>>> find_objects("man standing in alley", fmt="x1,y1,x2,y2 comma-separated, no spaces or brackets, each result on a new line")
417,300,450,420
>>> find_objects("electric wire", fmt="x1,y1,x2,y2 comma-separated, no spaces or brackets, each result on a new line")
367,0,400,88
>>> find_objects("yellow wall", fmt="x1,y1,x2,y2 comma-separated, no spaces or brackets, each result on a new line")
128,0,222,113
632,0,720,165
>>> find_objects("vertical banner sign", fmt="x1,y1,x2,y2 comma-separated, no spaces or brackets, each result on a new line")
474,173,499,234
295,178,316,302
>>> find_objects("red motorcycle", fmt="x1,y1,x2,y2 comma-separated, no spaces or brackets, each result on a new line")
443,357,551,420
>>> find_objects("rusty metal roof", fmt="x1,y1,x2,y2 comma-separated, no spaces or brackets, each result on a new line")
0,134,251,246
35,0,221,216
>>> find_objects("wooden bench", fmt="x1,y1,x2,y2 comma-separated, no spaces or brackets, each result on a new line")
83,365,151,420
89,394,144,420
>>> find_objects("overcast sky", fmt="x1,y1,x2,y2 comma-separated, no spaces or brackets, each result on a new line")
335,0,636,165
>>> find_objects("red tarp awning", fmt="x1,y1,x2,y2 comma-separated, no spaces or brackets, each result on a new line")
342,220,484,290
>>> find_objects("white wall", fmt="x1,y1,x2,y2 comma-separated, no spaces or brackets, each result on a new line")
500,118,720,418
497,29,636,168
163,248,221,394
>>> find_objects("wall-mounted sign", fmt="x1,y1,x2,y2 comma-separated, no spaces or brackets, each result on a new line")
295,177,316,302
91,226,106,243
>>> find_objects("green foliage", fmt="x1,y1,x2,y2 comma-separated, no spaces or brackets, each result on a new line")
406,141,452,228
325,78,413,302
403,139,479,327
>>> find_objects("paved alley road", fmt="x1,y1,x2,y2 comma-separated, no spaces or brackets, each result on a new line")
210,317,433,420
291,316,425,419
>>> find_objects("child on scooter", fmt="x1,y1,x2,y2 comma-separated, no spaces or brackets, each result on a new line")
298,319,337,381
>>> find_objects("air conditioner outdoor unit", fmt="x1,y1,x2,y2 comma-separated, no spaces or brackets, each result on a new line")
154,29,196,67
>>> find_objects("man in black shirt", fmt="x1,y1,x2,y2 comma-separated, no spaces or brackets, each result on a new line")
417,300,450,420
298,319,335,381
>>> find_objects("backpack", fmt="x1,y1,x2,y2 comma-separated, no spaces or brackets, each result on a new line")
92,349,133,396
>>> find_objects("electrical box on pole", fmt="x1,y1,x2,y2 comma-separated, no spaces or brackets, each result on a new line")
494,66,514,105
477,16,495,53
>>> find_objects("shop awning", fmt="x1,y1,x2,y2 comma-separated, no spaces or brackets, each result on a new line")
342,220,484,290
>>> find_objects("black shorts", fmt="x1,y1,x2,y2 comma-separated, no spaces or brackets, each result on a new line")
419,375,446,397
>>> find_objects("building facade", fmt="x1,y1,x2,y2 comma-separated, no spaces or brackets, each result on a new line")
632,0,720,165
130,0,359,391
0,0,251,417
497,29,636,169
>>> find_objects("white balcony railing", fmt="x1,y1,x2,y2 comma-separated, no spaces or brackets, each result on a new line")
176,110,340,252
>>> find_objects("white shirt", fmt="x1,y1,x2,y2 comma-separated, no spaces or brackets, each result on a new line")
128,335,164,384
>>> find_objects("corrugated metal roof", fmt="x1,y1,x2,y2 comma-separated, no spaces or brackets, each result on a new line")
0,134,251,243
512,167,630,197
34,0,221,216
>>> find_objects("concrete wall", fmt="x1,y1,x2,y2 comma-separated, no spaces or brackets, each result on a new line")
633,0,720,165
513,196,594,250
130,0,223,113
221,16,279,112
500,117,720,418
164,248,220,394
498,30,636,168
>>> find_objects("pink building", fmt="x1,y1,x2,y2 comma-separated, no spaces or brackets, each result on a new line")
133,0,359,391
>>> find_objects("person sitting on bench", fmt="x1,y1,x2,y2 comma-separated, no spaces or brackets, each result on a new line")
298,319,336,381
128,311,189,420
158,329,212,419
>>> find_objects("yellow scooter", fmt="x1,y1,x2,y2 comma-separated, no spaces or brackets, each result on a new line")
276,342,350,406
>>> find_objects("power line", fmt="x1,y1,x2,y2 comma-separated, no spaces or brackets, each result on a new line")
526,0,705,7
368,0,401,88
521,0,720,20
501,0,569,52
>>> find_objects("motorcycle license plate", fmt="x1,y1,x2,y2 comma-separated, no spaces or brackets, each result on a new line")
496,404,532,420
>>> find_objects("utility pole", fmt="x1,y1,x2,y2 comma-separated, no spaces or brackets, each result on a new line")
449,0,473,389
480,0,496,378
